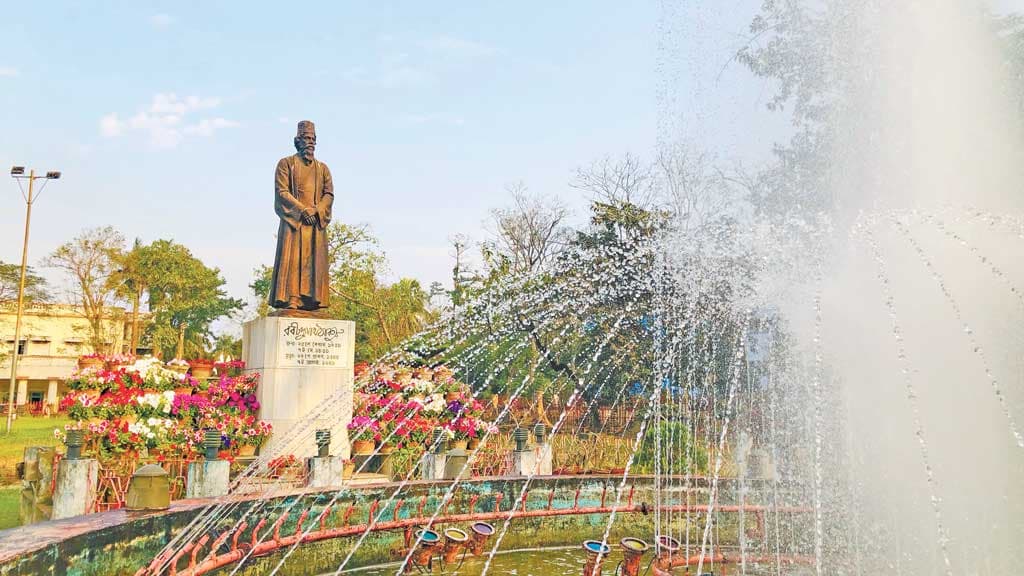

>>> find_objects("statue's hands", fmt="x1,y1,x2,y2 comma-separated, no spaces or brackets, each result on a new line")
300,206,317,225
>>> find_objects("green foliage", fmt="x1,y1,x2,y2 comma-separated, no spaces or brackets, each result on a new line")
210,333,242,359
44,226,126,352
0,261,50,303
135,239,243,358
633,419,708,475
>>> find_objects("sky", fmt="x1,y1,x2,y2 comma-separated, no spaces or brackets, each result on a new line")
5,1,1016,333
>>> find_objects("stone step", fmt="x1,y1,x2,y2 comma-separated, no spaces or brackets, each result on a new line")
345,473,389,486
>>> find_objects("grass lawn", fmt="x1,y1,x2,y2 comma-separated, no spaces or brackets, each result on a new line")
0,415,69,531
0,415,69,478
0,485,20,530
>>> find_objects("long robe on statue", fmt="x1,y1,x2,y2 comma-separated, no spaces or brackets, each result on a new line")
269,154,334,309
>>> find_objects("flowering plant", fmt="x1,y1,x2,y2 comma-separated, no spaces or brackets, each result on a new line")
350,363,494,450
129,417,175,449
130,357,185,390
214,359,246,376
238,420,273,446
171,393,213,421
66,367,123,392
347,416,381,442
447,415,479,441
106,353,136,365
135,391,176,415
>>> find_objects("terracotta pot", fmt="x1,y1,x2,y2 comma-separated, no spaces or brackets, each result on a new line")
444,392,459,402
190,366,213,380
467,438,480,450
173,386,193,396
168,364,189,374
106,362,125,372
121,414,138,425
142,388,158,395
78,358,104,370
237,444,257,457
353,439,375,455
450,439,468,451
378,443,394,455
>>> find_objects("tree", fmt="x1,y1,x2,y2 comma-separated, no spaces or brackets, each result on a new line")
0,261,50,303
136,240,243,359
736,1,1024,221
485,183,570,275
44,226,125,352
108,238,148,354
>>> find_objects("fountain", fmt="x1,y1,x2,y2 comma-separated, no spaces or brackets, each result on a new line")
2,1,1024,575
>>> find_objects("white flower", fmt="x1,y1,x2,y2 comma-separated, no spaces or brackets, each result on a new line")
424,394,446,413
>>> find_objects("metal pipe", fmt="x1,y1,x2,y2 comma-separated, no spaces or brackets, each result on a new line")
175,503,811,576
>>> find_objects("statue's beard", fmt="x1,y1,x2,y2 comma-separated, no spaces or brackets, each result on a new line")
300,147,315,161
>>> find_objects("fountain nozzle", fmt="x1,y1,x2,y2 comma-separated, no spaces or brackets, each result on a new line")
582,540,611,576
619,537,649,576
469,521,495,556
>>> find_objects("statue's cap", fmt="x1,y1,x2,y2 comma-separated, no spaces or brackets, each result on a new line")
296,120,316,136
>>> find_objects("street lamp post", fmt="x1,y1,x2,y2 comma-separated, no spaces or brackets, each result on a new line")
6,166,59,434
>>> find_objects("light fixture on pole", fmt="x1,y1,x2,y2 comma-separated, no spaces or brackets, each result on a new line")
6,167,60,434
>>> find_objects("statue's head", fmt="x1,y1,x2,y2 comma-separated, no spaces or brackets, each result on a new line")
294,120,316,161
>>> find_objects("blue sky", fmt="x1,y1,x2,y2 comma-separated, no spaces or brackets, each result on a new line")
1,1,855,327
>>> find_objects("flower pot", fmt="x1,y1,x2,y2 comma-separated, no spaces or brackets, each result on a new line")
83,389,102,401
450,439,468,452
168,363,189,375
467,438,480,450
444,392,459,402
237,444,257,457
78,358,104,370
173,386,193,396
353,439,375,455
378,443,394,455
121,414,138,425
191,366,213,380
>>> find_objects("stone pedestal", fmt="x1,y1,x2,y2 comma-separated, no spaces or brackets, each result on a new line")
243,316,355,458
513,446,552,476
443,449,471,480
306,456,346,488
420,453,447,480
21,446,57,524
186,460,230,499
52,459,98,520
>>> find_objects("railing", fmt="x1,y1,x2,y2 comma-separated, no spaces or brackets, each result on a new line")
138,481,813,576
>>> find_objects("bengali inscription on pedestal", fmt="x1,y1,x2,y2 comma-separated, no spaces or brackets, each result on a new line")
277,320,349,369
